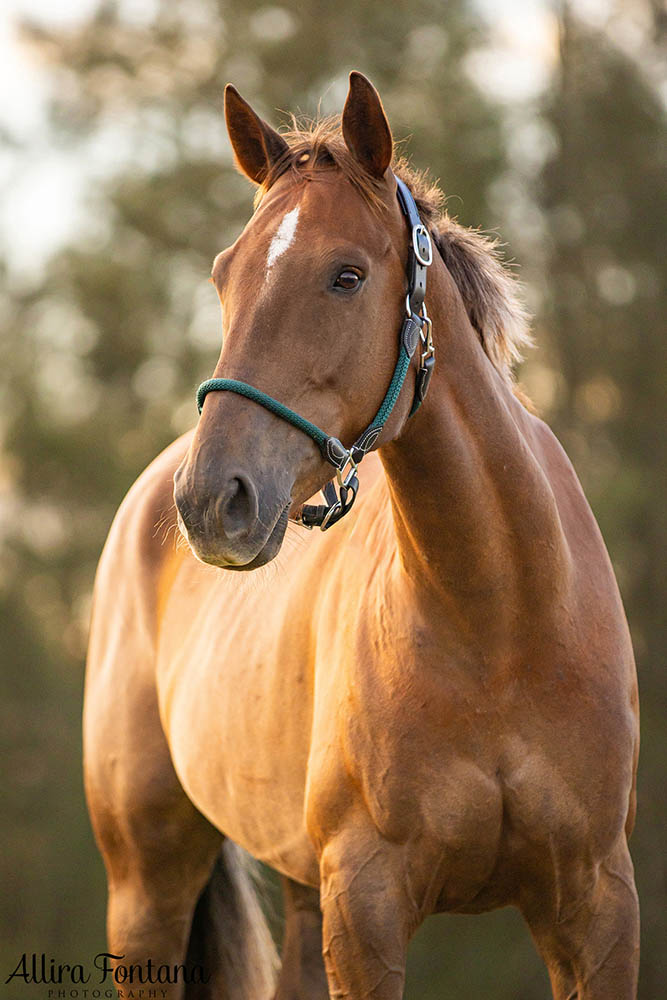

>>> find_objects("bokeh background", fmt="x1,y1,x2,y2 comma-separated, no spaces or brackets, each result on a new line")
0,0,664,996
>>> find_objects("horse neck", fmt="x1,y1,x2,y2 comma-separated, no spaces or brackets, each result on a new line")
379,260,569,646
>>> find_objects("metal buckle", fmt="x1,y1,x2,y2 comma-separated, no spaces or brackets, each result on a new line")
416,305,435,404
336,451,358,491
320,459,359,530
320,500,342,530
300,450,359,530
412,223,433,267
419,306,434,356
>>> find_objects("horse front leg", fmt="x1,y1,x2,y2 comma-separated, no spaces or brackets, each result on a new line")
318,824,420,1000
85,671,277,1000
524,836,640,1000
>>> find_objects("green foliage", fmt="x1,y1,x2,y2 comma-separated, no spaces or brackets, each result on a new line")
0,0,664,993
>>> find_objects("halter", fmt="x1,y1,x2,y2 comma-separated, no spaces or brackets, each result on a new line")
196,175,435,531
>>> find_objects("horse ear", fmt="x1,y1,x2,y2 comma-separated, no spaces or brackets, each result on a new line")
224,84,289,185
341,71,393,179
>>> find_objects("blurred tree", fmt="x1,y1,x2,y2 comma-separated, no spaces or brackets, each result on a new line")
537,4,666,994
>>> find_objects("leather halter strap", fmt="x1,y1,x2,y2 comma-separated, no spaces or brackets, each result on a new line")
196,174,435,531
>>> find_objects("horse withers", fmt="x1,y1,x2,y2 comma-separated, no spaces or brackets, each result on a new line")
84,73,639,999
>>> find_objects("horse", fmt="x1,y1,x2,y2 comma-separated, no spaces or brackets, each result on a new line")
84,72,640,999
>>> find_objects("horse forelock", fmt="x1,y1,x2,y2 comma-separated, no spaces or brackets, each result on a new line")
254,115,532,387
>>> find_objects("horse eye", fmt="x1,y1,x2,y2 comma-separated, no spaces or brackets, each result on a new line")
334,270,361,291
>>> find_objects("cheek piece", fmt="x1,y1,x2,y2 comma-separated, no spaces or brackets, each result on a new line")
195,175,435,531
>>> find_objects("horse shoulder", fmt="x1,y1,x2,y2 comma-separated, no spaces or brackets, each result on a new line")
84,434,193,819
88,432,192,670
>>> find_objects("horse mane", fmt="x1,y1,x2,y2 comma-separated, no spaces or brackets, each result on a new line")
257,115,533,386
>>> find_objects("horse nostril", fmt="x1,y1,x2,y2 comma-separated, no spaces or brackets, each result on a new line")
217,474,259,540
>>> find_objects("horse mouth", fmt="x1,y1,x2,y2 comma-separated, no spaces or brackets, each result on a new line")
222,504,290,571
178,502,290,571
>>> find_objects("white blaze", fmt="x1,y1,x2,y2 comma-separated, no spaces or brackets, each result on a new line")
266,205,300,274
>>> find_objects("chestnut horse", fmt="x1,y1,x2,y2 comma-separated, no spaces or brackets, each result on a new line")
84,73,639,999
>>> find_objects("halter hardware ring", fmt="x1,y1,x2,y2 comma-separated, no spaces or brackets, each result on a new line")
419,307,434,357
405,294,429,326
336,451,359,490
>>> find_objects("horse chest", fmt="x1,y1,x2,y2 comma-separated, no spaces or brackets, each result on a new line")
309,631,621,910
308,655,507,903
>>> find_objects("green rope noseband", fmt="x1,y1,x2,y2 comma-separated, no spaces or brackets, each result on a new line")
196,175,435,530
196,379,329,451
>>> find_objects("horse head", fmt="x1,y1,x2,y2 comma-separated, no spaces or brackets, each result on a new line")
174,73,421,569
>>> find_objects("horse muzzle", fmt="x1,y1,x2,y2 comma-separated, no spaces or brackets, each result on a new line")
173,459,290,570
